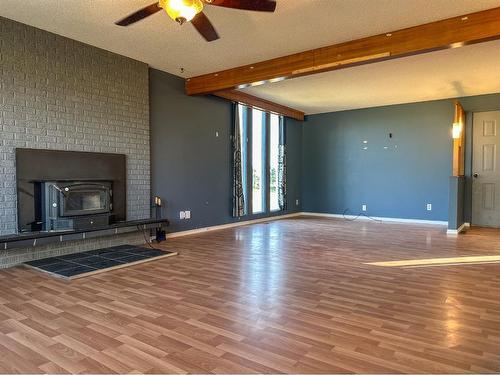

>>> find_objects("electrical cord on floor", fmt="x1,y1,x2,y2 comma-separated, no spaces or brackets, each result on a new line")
137,225,158,249
342,208,383,223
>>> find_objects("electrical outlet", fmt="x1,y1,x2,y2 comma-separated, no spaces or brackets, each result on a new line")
185,210,191,219
362,204,367,212
296,199,299,206
179,211,185,219
427,203,432,211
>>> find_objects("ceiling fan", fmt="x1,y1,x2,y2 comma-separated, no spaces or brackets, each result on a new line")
115,0,277,42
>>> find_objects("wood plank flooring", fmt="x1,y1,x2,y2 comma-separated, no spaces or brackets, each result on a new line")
1,217,500,373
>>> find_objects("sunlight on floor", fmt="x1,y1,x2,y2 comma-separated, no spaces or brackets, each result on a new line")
366,255,500,268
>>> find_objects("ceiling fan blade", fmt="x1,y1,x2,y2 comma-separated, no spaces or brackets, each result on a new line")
206,0,276,12
191,12,220,42
115,3,162,26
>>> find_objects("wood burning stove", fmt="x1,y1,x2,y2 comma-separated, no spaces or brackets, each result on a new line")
16,149,127,233
41,181,113,231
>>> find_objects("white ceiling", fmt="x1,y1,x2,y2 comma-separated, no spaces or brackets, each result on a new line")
1,0,500,113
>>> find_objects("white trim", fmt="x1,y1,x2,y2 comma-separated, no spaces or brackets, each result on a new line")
167,213,302,238
166,211,449,239
299,212,448,226
447,222,469,235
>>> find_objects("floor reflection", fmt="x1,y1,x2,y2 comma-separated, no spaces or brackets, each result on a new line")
366,255,500,268
238,224,284,314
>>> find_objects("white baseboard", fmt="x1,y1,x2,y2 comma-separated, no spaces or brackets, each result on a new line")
166,211,449,240
167,212,302,238
300,212,448,226
447,222,470,235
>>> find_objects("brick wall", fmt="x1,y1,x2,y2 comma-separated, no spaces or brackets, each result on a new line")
0,17,151,266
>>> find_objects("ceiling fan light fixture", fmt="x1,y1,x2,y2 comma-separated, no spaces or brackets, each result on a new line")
159,0,204,24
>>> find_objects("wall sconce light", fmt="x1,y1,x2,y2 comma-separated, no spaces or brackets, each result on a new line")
452,101,464,139
154,196,163,207
153,196,163,220
452,122,462,139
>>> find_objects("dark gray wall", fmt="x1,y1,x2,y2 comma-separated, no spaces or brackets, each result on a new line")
302,100,455,221
150,69,302,233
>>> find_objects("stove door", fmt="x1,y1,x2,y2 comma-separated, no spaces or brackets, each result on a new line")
59,183,111,217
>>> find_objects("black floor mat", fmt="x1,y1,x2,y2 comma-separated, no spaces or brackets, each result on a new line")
25,245,176,279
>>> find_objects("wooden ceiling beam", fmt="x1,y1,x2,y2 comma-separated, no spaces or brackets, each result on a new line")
214,90,304,121
186,7,500,95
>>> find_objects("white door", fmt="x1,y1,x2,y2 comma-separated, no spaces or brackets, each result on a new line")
472,111,500,227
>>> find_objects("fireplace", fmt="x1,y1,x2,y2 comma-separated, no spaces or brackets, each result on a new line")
16,148,127,233
40,181,113,231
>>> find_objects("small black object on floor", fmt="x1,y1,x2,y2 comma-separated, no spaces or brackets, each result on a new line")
25,244,175,279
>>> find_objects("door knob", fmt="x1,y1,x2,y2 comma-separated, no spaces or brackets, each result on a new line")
473,173,479,178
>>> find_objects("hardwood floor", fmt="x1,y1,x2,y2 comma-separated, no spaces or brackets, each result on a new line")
1,217,500,373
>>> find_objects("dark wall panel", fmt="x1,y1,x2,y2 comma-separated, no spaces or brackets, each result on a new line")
448,176,465,230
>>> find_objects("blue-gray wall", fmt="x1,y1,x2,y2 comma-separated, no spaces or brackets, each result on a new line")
150,66,500,228
303,93,500,222
302,100,454,221
150,69,302,233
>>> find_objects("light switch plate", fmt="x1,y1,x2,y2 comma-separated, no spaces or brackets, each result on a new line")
179,211,185,219
185,210,191,219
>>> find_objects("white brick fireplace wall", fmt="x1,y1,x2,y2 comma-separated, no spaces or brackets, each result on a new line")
0,17,151,267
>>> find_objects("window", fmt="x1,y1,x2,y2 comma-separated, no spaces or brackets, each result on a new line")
237,104,248,215
269,114,280,211
252,108,265,214
234,105,285,216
